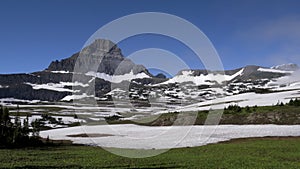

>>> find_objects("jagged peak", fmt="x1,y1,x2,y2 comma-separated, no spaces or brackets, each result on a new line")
90,39,116,52
80,39,121,56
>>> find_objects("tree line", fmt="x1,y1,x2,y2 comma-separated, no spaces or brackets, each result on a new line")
0,106,42,148
224,98,300,114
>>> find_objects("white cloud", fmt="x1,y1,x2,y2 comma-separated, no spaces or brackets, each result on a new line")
236,16,300,66
238,16,300,42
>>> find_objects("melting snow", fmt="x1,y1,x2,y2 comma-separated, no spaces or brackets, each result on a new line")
161,68,244,85
25,82,88,93
40,124,300,149
86,70,149,83
106,88,127,95
156,89,300,114
0,98,41,104
0,85,9,88
52,116,86,124
257,68,292,74
61,93,95,101
51,71,71,74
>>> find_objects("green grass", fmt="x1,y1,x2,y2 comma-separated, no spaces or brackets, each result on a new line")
127,104,300,126
1,137,300,168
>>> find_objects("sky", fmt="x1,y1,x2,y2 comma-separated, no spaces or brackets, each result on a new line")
1,0,300,74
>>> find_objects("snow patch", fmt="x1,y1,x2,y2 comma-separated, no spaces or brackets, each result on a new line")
106,88,126,95
52,116,86,124
25,82,89,93
257,68,292,74
86,70,149,83
0,85,9,88
266,70,300,90
0,98,41,104
61,93,95,101
51,71,71,74
161,69,244,85
156,89,300,114
40,124,300,149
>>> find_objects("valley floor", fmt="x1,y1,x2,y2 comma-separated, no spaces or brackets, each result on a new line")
0,136,300,169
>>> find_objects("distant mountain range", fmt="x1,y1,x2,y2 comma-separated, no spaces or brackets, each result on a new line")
0,39,298,104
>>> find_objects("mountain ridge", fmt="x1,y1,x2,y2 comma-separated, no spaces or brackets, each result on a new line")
0,39,298,103
46,39,150,76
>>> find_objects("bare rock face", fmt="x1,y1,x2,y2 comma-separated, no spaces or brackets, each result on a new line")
47,39,149,75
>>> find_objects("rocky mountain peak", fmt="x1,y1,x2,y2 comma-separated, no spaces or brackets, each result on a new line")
92,39,116,52
79,39,122,59
46,39,149,75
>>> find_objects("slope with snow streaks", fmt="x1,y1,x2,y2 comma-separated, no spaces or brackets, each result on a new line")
161,68,244,86
86,70,150,83
257,68,293,74
61,93,97,101
156,89,300,114
25,82,88,93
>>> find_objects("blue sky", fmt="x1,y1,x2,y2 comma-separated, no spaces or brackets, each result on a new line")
1,0,300,74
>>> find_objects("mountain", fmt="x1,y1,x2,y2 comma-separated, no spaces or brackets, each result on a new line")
0,39,164,102
271,63,299,71
150,64,297,104
162,65,293,86
0,39,299,105
46,39,149,75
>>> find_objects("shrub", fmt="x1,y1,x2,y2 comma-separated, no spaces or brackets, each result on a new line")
288,98,300,106
224,105,242,114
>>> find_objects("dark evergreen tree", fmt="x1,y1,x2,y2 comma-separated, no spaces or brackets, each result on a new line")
0,106,42,147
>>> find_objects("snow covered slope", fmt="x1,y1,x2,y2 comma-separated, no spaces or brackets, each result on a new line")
40,124,300,149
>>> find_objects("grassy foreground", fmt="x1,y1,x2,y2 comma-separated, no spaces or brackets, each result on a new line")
0,137,300,169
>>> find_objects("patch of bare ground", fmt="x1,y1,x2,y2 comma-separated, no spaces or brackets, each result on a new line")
66,133,116,137
217,136,300,144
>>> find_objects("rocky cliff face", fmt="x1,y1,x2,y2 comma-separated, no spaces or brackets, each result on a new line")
47,39,149,75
